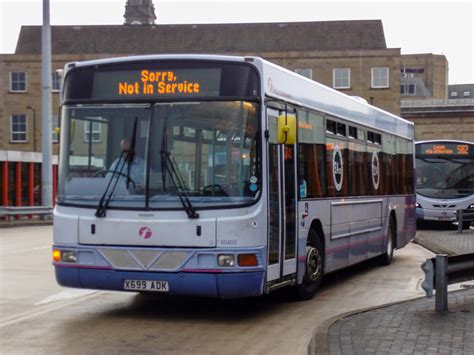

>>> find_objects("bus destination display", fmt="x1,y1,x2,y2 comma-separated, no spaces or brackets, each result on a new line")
417,142,471,156
92,68,221,99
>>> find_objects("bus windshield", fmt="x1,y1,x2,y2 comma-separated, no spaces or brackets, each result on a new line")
416,156,474,199
58,101,260,210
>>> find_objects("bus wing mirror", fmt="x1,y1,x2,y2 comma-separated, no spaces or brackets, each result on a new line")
277,114,296,145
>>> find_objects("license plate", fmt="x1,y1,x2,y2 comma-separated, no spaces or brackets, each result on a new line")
437,216,452,221
123,279,169,292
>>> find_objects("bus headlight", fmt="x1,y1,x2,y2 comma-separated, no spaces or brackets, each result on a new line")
61,250,77,263
53,249,76,263
218,254,235,267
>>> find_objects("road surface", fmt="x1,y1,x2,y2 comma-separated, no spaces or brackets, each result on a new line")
0,225,433,354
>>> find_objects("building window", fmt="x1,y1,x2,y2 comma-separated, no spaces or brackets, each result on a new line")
52,72,61,92
371,67,389,88
295,68,312,79
400,83,416,95
451,91,458,97
52,114,59,143
10,72,27,92
11,114,27,142
463,91,471,97
333,68,350,89
84,121,102,143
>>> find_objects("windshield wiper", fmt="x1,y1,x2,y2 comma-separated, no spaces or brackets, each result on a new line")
160,115,199,219
160,150,199,219
418,155,468,164
95,117,138,218
125,118,138,189
95,150,127,218
417,157,445,163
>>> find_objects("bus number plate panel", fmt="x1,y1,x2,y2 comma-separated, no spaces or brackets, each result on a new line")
123,279,169,292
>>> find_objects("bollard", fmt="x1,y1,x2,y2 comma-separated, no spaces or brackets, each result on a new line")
435,254,448,312
457,210,463,234
421,259,434,298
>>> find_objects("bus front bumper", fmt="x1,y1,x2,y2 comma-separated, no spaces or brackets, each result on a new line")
416,207,456,222
54,266,265,299
52,245,266,299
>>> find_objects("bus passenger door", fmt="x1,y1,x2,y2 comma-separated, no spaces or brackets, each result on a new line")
266,108,298,284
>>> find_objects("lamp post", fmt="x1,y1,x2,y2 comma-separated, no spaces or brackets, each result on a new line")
41,0,53,209
26,106,37,152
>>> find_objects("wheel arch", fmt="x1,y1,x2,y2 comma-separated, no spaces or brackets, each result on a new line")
308,219,325,252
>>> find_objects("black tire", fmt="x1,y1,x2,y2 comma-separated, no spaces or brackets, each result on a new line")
462,221,471,230
416,220,425,230
296,229,324,300
379,217,395,266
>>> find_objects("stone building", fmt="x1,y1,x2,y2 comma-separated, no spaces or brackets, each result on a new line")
399,59,474,142
1,17,406,153
448,84,474,99
401,99,474,141
399,54,449,100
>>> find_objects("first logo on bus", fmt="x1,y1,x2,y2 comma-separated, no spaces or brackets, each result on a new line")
139,226,153,239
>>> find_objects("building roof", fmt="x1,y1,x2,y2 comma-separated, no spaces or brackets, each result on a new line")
15,20,387,55
448,84,474,99
401,98,474,115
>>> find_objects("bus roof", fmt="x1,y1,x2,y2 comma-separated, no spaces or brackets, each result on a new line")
416,139,474,145
251,57,414,140
65,54,414,140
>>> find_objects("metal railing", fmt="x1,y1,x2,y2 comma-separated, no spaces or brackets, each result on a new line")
421,253,474,312
0,206,53,218
456,209,474,233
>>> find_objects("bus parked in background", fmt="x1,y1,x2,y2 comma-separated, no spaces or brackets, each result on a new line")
415,140,474,229
53,55,416,299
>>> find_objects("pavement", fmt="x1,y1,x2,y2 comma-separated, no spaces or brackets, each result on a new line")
312,225,474,355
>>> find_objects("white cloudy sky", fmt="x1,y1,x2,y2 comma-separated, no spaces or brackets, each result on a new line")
0,0,473,84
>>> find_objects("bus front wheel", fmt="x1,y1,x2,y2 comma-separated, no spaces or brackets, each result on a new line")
296,229,324,300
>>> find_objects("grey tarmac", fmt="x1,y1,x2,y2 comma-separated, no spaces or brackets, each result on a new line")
1,225,433,354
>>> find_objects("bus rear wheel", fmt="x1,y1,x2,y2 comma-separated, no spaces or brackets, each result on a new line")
296,229,324,300
378,217,395,266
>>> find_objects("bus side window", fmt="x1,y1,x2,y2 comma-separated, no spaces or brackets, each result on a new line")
297,109,326,198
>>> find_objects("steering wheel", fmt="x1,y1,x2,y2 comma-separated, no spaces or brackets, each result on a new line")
202,184,229,197
94,169,137,189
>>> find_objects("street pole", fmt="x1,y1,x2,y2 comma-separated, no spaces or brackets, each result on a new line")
41,0,53,208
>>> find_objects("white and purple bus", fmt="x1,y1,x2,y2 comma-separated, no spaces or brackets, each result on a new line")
53,55,416,299
415,140,474,229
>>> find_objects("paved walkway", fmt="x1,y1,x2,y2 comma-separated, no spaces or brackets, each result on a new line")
415,226,474,255
326,289,474,355
313,229,474,355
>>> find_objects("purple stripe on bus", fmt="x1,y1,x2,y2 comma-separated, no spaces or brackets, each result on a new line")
326,235,385,254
